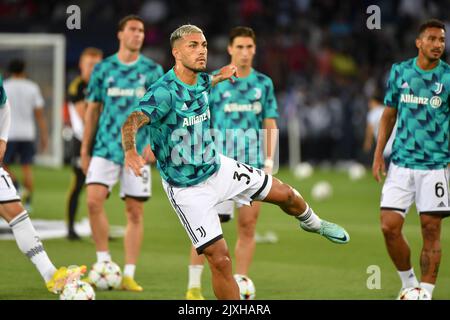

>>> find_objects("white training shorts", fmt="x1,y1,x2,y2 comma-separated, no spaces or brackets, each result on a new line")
86,156,151,201
162,154,272,253
0,167,20,203
381,162,450,217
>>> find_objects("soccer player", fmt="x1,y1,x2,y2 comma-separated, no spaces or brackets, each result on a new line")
363,91,396,164
185,26,279,300
81,15,163,291
66,47,103,240
122,24,350,300
372,19,449,299
0,74,85,293
3,59,49,212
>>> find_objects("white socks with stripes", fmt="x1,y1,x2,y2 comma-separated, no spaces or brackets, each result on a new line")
9,211,56,282
296,205,322,230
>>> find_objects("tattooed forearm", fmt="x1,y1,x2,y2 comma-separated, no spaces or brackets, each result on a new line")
122,111,150,152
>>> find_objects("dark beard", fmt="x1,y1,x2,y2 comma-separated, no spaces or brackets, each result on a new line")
183,62,206,73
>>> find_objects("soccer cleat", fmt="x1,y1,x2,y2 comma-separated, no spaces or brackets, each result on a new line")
121,276,143,292
300,219,350,244
186,287,205,300
46,265,87,294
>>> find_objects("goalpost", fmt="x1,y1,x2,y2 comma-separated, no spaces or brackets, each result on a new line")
0,33,66,167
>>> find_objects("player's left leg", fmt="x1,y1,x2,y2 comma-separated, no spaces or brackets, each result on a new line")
263,177,349,244
419,213,443,298
119,164,151,292
0,186,85,293
414,166,450,298
235,202,260,276
122,197,144,291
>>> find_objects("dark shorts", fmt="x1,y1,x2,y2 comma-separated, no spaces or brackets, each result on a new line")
70,137,82,169
4,141,36,165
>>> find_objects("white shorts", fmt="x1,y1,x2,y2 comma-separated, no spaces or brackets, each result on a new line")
381,163,450,217
0,167,20,203
86,156,151,200
162,154,272,253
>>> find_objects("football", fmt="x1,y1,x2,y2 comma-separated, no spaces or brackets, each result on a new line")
311,181,333,201
60,280,95,300
88,261,122,290
399,287,431,300
234,274,256,300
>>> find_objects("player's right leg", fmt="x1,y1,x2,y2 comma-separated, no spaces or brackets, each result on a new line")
202,238,239,300
0,167,86,293
186,245,206,300
185,200,234,300
379,163,418,297
85,156,119,263
162,179,239,300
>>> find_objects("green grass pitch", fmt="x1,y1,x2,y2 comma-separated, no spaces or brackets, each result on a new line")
0,165,449,300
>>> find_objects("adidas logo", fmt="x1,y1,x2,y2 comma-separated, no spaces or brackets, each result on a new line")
181,103,188,111
401,82,409,88
438,201,446,208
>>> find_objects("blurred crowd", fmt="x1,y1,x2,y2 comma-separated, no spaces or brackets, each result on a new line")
1,0,449,164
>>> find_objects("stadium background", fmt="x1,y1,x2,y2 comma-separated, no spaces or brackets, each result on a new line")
0,0,450,300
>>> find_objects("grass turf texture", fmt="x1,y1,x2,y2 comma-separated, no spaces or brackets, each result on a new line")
0,165,449,300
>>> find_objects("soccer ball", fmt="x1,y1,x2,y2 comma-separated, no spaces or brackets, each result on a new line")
88,261,122,290
234,274,255,300
348,163,366,181
294,163,313,179
399,287,431,300
311,181,332,201
60,280,95,300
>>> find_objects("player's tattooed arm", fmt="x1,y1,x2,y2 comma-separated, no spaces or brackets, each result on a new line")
121,111,150,152
211,64,238,86
122,111,151,177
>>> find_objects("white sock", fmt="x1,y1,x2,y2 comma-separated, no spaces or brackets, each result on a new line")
124,264,136,278
96,251,111,262
420,282,435,296
9,211,57,282
296,204,321,230
188,265,204,289
398,268,419,288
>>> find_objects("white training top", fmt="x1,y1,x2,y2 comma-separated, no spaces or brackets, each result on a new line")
3,78,44,140
367,104,396,157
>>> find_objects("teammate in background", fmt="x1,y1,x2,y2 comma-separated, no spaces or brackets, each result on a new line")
66,47,103,240
122,24,349,300
0,74,86,293
185,26,279,300
3,59,49,213
372,19,450,299
81,15,163,292
363,92,396,165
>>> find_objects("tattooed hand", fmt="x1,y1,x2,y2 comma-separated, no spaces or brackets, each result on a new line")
122,111,150,176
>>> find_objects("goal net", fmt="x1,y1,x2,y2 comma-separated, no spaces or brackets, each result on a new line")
0,33,65,167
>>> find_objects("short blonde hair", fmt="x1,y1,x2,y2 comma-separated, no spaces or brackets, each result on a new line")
170,24,203,48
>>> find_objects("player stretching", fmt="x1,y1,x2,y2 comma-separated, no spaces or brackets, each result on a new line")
122,25,349,300
81,15,163,291
185,26,279,300
0,74,85,293
373,19,450,299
